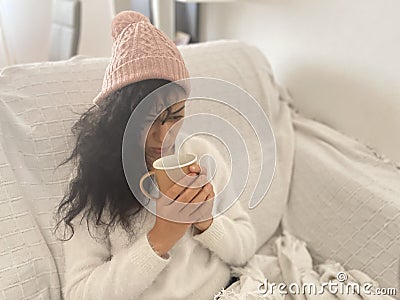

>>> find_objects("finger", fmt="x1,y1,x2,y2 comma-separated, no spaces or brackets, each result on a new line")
160,186,213,223
197,188,214,211
190,197,214,221
183,184,213,215
206,191,215,200
199,166,208,177
189,163,201,174
189,163,208,176
200,184,214,200
163,172,198,200
175,175,208,205
207,184,214,196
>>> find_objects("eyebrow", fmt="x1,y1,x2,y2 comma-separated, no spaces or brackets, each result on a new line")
169,105,185,115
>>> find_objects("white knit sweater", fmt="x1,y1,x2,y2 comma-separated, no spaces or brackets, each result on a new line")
63,136,257,300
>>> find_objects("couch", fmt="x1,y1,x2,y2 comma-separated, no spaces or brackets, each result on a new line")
0,39,399,299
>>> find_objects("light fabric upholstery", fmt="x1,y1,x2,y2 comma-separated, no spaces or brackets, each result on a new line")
282,112,400,290
0,57,105,299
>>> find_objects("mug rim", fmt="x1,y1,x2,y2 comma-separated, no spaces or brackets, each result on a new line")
152,153,197,170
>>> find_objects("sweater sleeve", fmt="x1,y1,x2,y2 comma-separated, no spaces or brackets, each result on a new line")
63,213,172,300
178,134,257,267
191,200,257,267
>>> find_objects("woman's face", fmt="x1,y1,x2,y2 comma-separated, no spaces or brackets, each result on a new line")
144,100,185,170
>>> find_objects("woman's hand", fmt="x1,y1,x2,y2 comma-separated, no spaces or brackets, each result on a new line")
148,165,214,256
188,164,215,233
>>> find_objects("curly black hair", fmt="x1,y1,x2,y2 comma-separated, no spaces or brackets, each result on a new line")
53,78,178,241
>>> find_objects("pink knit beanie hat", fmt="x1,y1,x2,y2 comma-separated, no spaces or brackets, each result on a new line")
93,10,191,106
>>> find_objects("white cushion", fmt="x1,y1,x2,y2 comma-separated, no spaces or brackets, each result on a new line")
0,57,107,299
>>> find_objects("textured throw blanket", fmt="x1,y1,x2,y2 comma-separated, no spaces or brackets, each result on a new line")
215,230,396,300
208,79,400,298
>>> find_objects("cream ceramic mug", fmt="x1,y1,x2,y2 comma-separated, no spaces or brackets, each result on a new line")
139,153,198,200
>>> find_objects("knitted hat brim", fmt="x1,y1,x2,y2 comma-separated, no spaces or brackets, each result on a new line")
93,56,191,106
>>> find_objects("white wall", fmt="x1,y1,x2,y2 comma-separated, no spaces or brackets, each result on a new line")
0,0,52,67
0,0,121,67
73,0,134,57
199,0,400,162
78,0,114,57
78,0,132,57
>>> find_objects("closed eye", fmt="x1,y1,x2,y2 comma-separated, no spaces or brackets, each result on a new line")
164,115,184,123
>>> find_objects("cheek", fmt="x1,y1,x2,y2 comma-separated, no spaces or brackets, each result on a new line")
169,122,183,137
144,133,152,146
143,125,154,146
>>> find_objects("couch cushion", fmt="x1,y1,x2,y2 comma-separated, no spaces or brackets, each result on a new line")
0,56,107,299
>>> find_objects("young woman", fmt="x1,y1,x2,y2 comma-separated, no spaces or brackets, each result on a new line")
55,10,257,300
